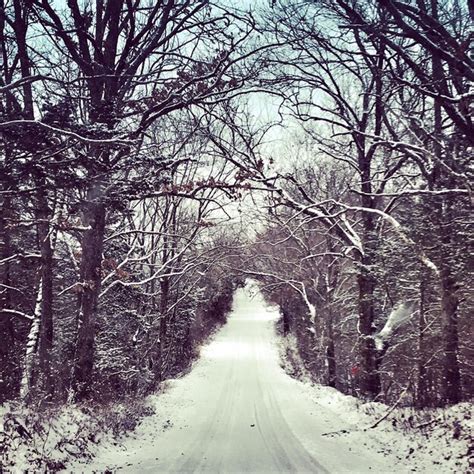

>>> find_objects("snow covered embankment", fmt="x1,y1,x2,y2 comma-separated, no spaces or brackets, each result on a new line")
278,333,474,473
0,398,154,471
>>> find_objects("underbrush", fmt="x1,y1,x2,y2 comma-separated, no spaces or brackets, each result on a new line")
276,324,316,383
0,397,155,472
358,401,473,471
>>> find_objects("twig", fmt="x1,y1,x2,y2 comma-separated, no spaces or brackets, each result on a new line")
414,416,443,429
368,384,410,429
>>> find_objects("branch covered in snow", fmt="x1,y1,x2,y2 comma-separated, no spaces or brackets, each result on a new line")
375,303,416,352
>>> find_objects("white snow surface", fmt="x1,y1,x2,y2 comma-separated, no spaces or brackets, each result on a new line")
68,282,473,474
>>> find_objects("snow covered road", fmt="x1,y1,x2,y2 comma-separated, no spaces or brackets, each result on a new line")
83,284,400,473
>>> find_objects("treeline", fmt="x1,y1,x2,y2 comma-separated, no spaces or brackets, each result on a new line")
241,0,473,407
0,1,250,404
1,0,472,410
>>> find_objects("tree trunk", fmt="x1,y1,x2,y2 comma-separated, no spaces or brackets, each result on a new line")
72,184,106,400
429,0,462,405
439,265,462,404
326,310,337,388
354,24,387,401
20,279,42,399
417,275,429,408
357,262,381,399
357,168,381,399
0,0,18,402
157,199,177,381
157,276,170,381
35,187,55,396
20,189,55,400
282,306,290,336
0,195,18,401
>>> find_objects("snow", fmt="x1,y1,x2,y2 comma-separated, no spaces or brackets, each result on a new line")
0,402,96,471
3,282,471,472
300,386,473,473
375,302,414,350
0,398,153,471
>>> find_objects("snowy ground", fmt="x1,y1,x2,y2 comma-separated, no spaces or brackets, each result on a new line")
3,283,471,472
0,395,154,471
67,282,471,473
278,334,473,474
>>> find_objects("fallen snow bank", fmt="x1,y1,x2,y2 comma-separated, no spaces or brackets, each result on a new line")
278,332,474,473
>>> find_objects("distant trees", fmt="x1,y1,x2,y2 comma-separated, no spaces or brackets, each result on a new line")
0,0,471,410
230,0,472,406
0,1,254,403
327,0,472,406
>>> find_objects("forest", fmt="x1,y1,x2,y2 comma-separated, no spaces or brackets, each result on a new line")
0,0,472,470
